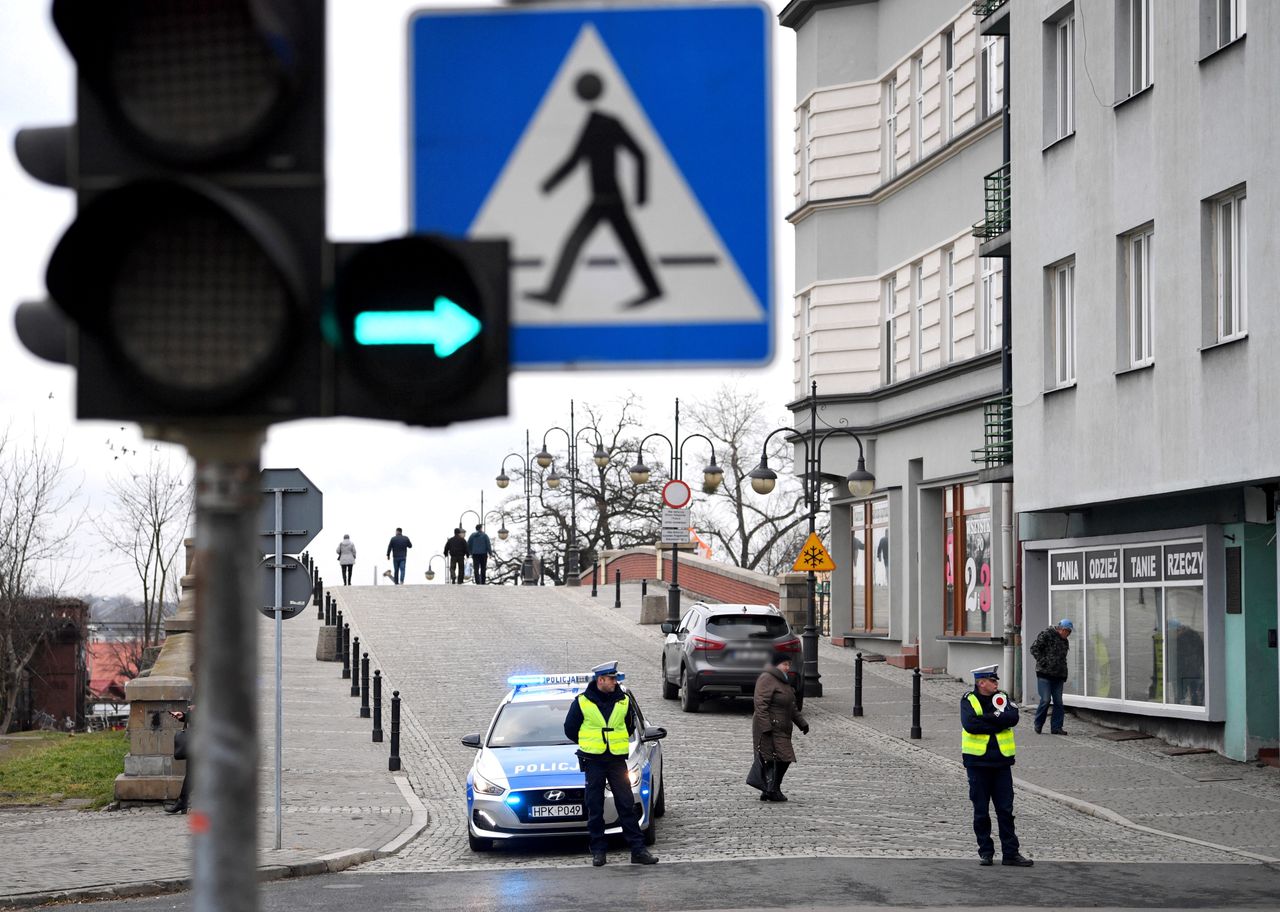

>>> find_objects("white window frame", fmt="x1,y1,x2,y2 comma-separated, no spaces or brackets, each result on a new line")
911,262,924,373
883,76,898,181
1056,15,1075,139
1129,0,1153,96
1125,228,1154,368
1214,190,1247,342
1218,0,1245,48
942,247,955,364
979,37,997,118
1051,261,1076,387
942,29,955,143
980,256,998,353
801,292,814,386
883,278,899,384
799,100,813,204
911,54,924,162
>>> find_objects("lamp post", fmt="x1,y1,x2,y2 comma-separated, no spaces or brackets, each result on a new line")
424,555,445,582
749,381,875,697
536,399,610,586
458,490,485,534
496,430,537,585
484,510,510,543
629,398,724,626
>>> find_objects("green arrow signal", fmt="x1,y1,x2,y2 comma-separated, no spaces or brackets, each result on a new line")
353,297,482,357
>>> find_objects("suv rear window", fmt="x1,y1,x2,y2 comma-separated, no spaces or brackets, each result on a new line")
705,614,789,640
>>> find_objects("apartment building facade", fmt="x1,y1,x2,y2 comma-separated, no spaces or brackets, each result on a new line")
1007,0,1278,760
779,0,1013,680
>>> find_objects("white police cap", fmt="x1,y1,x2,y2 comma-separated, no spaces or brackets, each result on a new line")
591,661,620,678
971,664,1000,680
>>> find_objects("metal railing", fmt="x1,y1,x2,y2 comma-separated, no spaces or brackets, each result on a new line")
971,162,1011,239
972,0,1009,17
971,394,1012,468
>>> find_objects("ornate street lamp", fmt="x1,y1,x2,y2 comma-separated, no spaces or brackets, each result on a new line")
750,381,875,697
424,554,445,582
630,397,723,625
496,430,537,584
537,400,610,586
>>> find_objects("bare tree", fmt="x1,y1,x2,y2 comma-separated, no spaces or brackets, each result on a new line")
682,384,817,576
95,452,192,648
0,429,82,733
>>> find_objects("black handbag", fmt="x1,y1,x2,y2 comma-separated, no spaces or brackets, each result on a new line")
173,729,188,761
746,753,766,791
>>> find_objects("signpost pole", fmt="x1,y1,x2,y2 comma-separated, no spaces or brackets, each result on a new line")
273,490,284,852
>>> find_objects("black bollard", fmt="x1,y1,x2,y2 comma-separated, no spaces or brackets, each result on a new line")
614,570,621,608
316,582,324,619
591,563,598,597
372,670,384,742
341,623,351,678
389,691,402,771
324,592,332,625
350,637,362,696
641,578,647,597
360,653,371,718
853,652,864,717
910,667,922,739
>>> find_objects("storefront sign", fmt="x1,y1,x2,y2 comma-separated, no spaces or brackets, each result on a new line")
1050,552,1083,586
1123,545,1162,583
1163,543,1204,581
1084,548,1120,585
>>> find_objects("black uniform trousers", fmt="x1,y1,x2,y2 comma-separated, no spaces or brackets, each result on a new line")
966,764,1019,858
582,755,645,854
450,556,466,584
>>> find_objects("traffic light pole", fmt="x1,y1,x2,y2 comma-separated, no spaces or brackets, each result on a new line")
187,430,264,912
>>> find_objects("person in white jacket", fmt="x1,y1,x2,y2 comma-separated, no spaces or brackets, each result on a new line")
336,534,357,586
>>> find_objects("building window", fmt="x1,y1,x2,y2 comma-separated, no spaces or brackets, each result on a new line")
1210,188,1247,343
1050,260,1076,387
851,499,891,632
943,484,992,636
942,28,955,142
979,256,999,353
911,262,924,374
1124,0,1153,96
1053,14,1076,139
799,100,813,204
883,76,898,181
1123,227,1154,368
800,292,814,387
911,54,924,162
1048,541,1205,708
1216,0,1246,48
979,36,1001,119
942,247,955,364
883,278,899,384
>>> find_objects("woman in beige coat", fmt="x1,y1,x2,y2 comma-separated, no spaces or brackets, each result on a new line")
752,651,809,802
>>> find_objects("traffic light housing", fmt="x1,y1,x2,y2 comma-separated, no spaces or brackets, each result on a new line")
16,0,325,424
328,236,509,427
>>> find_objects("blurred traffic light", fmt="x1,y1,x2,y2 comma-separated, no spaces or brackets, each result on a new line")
16,0,325,424
328,236,510,427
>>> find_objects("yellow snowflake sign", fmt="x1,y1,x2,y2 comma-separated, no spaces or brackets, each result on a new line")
792,532,836,572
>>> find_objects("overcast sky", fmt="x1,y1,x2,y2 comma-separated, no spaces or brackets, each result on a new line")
0,0,797,598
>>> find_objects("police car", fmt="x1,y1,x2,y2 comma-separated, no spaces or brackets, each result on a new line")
460,672,668,852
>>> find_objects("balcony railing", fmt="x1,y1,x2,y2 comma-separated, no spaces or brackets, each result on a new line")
971,395,1012,468
971,162,1010,240
972,0,1009,17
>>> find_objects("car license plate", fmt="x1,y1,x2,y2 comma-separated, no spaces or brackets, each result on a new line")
733,650,767,663
531,804,583,818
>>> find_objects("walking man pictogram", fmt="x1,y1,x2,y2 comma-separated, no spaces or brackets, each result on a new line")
525,71,663,309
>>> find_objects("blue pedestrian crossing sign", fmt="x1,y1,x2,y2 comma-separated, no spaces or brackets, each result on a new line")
410,3,773,369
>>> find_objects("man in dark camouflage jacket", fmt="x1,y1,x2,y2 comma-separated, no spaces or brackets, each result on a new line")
1029,619,1073,734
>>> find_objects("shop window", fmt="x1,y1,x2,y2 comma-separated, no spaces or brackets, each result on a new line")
1047,541,1205,710
851,499,891,632
943,484,992,635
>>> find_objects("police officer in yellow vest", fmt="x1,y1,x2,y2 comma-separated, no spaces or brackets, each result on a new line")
563,661,659,867
962,664,1033,867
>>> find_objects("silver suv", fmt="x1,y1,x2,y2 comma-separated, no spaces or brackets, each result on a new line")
660,603,800,713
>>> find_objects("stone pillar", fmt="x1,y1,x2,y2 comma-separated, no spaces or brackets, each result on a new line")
777,572,808,633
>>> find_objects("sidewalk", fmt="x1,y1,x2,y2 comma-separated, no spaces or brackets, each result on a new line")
607,582,1280,863
0,603,426,910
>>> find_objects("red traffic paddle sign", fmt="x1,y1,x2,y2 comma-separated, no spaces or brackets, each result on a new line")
661,479,692,509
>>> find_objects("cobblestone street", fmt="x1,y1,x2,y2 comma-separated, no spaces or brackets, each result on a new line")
332,584,1277,873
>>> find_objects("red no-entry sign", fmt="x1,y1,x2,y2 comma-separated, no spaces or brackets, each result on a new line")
661,479,692,509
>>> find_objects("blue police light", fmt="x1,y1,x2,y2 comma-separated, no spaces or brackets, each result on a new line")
353,296,481,357
505,794,522,806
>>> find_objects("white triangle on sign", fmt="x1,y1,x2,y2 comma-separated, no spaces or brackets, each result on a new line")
469,24,764,327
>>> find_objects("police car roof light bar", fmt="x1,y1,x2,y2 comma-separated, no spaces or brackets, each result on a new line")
507,672,626,688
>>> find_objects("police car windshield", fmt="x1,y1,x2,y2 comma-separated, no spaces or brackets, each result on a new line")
488,699,576,747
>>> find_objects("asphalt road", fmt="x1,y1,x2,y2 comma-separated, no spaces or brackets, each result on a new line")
69,858,1280,912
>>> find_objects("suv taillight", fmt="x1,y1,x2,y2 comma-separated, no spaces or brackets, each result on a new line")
777,638,801,652
691,636,725,651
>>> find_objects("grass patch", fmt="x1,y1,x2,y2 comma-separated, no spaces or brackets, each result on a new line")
0,730,127,809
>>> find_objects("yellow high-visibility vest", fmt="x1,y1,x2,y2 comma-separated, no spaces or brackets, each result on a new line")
961,693,1016,758
577,694,630,755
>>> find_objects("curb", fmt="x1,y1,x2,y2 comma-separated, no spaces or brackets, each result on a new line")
0,779,431,910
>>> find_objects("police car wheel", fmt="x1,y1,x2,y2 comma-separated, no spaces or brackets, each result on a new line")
679,665,701,713
468,831,493,852
643,810,657,846
653,779,666,818
661,659,679,699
